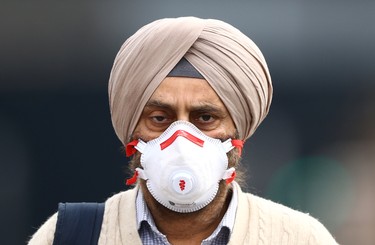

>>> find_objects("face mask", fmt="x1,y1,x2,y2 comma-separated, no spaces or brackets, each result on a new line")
125,121,243,213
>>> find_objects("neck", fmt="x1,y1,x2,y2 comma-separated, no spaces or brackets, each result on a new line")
140,181,232,245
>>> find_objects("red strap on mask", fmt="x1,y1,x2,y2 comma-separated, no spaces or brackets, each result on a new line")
225,171,236,184
125,140,139,157
231,139,244,156
125,170,138,185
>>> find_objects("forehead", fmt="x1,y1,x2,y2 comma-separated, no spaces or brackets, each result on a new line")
149,77,224,107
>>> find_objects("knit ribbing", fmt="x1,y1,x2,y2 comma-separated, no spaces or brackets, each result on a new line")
257,200,267,245
282,213,291,245
98,191,119,245
232,186,337,245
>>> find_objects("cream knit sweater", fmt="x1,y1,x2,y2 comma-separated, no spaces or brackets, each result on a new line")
28,183,337,244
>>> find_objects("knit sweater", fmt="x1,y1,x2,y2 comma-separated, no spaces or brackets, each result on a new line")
28,183,337,244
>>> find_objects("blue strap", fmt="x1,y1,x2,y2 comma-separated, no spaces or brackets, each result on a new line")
53,202,105,245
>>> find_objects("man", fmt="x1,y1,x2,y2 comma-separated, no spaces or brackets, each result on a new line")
29,17,337,244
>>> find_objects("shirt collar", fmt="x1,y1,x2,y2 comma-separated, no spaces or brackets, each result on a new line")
135,182,238,233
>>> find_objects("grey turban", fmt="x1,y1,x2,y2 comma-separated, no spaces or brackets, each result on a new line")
108,17,273,145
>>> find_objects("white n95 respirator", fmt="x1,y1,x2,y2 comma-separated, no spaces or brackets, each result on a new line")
125,121,243,213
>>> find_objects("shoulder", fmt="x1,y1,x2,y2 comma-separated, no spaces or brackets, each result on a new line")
27,213,58,245
232,182,338,244
103,187,138,211
245,193,338,244
98,187,140,244
27,188,137,245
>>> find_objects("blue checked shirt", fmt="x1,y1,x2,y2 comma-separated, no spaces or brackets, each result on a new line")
136,184,238,245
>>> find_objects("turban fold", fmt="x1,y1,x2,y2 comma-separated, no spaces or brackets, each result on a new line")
108,17,273,145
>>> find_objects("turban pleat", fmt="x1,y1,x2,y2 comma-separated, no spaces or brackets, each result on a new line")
109,17,272,144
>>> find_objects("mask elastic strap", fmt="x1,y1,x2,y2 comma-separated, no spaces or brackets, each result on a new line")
125,140,147,185
222,167,236,184
125,140,139,157
125,139,148,157
231,139,244,156
222,139,244,156
221,139,244,185
126,167,148,185
125,170,138,185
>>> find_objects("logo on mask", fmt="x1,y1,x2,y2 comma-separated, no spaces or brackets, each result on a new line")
179,180,186,191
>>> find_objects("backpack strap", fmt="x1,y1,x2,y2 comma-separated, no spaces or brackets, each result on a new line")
52,202,105,245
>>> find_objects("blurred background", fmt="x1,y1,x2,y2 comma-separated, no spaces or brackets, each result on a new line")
1,0,374,244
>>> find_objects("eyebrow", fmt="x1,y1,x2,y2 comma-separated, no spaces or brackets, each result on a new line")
144,99,174,110
190,104,226,116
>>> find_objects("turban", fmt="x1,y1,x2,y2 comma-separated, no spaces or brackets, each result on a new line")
108,17,273,145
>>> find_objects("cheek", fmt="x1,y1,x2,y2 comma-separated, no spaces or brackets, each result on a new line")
132,123,163,142
205,120,236,139
131,126,142,140
223,118,237,138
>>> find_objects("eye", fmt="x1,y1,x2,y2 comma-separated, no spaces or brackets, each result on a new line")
198,114,214,123
151,115,168,123
147,111,174,127
191,110,223,131
193,114,219,132
141,104,175,134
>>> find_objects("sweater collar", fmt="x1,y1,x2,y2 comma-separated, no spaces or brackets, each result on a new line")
135,182,238,238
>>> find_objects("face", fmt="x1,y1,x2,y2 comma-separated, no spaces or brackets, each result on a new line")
133,77,236,141
131,77,240,217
